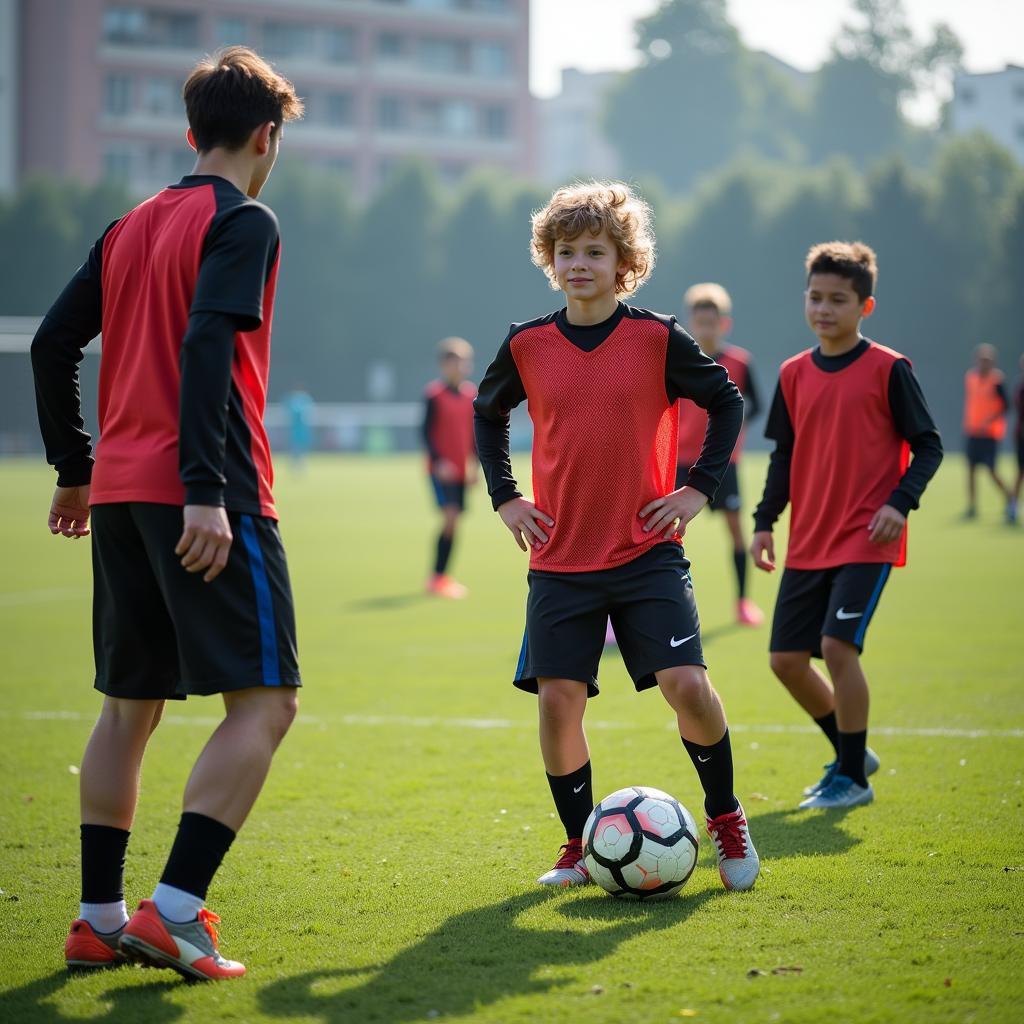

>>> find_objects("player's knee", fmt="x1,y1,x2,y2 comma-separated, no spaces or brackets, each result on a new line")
99,697,163,736
658,666,711,715
268,690,299,742
770,651,807,682
821,636,858,668
538,681,585,726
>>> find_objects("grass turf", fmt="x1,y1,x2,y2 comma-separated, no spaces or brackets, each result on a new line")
0,453,1022,1023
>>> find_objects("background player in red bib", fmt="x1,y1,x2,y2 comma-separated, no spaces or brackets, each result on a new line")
32,48,303,979
1013,354,1024,525
423,337,477,598
750,242,943,809
676,282,763,626
962,343,1014,523
475,182,760,892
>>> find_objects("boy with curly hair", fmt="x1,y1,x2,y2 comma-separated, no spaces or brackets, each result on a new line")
751,242,943,809
474,182,760,891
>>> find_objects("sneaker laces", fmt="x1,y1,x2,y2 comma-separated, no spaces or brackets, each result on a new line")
553,839,584,870
197,908,221,949
708,812,748,859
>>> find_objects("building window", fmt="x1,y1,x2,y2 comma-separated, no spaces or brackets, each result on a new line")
142,77,180,117
376,32,405,59
264,21,315,58
377,96,405,130
416,98,442,133
441,99,474,136
102,7,198,48
959,86,975,106
419,37,470,73
481,103,508,139
103,74,133,116
326,27,356,63
475,41,510,77
103,144,135,181
326,92,354,127
102,7,146,43
214,16,248,46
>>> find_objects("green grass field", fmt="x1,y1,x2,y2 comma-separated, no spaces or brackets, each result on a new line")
1,453,1022,1023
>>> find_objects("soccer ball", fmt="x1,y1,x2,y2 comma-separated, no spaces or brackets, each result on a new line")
583,786,699,900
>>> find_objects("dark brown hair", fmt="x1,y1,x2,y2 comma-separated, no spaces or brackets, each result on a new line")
805,241,878,301
183,46,303,152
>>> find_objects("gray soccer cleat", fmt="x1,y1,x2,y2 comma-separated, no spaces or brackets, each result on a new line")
800,774,875,809
537,838,591,887
706,803,760,891
803,747,880,796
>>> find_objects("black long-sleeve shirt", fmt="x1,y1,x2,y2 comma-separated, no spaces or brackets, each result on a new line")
752,339,944,531
474,303,744,511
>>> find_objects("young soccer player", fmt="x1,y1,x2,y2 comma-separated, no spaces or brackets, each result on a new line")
423,337,477,598
962,344,1013,522
32,48,303,979
751,242,943,809
474,182,760,891
676,283,763,626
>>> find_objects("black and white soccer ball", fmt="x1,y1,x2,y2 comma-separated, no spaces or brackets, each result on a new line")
583,786,699,900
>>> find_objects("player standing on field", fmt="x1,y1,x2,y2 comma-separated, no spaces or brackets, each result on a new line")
475,182,760,892
423,337,478,599
675,282,764,626
32,48,303,979
751,242,943,809
962,343,1014,523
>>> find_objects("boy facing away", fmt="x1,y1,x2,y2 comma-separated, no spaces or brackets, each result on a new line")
423,337,477,598
32,48,303,978
675,282,763,626
751,242,943,809
474,182,760,892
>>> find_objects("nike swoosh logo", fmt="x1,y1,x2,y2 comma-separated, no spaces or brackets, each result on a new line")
573,783,586,793
697,754,711,763
670,632,698,647
835,607,863,620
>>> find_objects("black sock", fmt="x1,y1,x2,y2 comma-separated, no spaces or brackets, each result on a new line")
159,812,236,901
814,711,841,757
838,730,868,787
682,729,738,819
732,549,747,599
435,532,454,575
546,762,593,841
80,824,130,904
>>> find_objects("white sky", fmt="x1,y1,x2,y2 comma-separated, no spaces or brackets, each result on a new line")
530,0,1024,113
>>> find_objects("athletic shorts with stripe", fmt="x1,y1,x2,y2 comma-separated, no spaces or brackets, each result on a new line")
91,503,300,699
769,562,892,658
513,542,705,697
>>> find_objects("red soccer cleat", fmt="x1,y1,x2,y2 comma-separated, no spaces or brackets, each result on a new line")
64,919,128,971
736,597,764,627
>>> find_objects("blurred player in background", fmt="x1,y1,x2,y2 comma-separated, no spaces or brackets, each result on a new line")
423,337,477,598
962,343,1013,522
676,282,763,626
283,386,314,472
1012,354,1024,525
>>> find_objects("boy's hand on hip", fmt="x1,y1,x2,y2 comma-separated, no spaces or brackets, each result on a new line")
48,485,91,538
176,505,233,582
639,486,707,540
868,504,905,544
750,530,776,572
498,497,554,552
434,459,458,483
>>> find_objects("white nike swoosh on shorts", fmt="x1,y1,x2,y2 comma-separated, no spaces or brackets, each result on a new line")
835,608,863,620
670,632,698,647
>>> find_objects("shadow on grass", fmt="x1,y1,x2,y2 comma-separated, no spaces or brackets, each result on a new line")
698,621,745,646
0,972,184,1024
346,593,426,612
750,804,859,859
258,886,722,1022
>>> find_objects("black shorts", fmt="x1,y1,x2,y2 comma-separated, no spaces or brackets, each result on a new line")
91,503,300,699
676,462,740,513
430,475,466,511
769,562,892,658
513,542,705,697
965,435,998,469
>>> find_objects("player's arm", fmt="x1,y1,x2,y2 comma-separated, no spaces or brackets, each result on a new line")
30,223,117,538
742,360,762,422
421,391,454,481
749,381,794,571
473,331,552,551
869,359,944,544
177,203,279,581
641,322,743,538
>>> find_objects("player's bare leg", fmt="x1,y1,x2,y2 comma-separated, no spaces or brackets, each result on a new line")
769,651,835,718
67,697,165,969
800,638,875,808
965,462,978,517
656,666,758,890
428,505,467,599
724,509,762,626
536,678,591,886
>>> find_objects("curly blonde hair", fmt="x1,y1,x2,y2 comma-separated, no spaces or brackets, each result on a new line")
530,181,656,297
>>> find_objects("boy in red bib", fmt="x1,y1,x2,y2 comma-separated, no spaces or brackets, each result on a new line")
475,183,759,891
751,242,943,809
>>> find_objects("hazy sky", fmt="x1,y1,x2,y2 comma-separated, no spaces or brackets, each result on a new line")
531,0,1024,113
